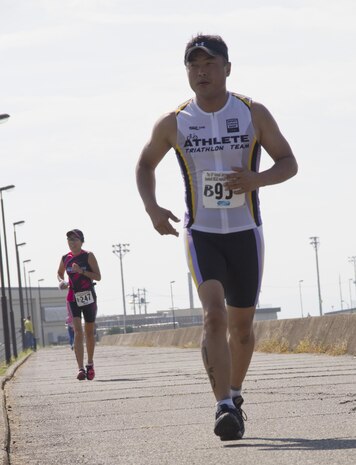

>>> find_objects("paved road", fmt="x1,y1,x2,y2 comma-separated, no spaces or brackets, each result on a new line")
2,345,356,465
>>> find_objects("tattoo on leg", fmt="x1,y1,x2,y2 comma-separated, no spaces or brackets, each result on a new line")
202,345,216,389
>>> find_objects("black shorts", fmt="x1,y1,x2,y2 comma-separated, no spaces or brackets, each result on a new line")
184,227,264,308
68,297,97,323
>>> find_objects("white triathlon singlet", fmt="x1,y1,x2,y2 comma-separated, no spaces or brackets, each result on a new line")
175,92,262,234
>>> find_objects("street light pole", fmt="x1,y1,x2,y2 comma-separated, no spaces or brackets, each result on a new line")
28,269,36,351
28,270,35,321
0,116,11,364
23,259,31,316
0,185,17,358
112,244,130,334
0,214,11,364
298,280,304,318
170,280,176,329
14,221,26,350
309,236,323,316
38,279,45,347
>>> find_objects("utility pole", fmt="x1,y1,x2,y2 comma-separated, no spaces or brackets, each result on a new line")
348,256,356,297
137,288,149,315
309,236,323,316
339,274,344,310
187,272,194,309
137,288,142,314
298,280,304,318
141,288,148,314
112,243,130,333
170,280,176,329
129,288,137,315
349,278,354,309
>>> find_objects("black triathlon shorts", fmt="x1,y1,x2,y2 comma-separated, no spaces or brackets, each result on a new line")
184,227,264,308
68,296,97,323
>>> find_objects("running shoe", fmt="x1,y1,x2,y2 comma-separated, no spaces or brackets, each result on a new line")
86,364,95,381
77,368,86,381
233,395,247,436
214,404,244,441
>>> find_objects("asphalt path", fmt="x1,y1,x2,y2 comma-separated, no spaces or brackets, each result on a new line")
2,345,356,465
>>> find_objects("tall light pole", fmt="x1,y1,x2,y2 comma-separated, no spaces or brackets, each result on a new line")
170,280,176,329
0,207,11,364
348,256,356,297
28,269,36,351
16,242,26,349
0,185,17,358
309,236,323,316
38,279,45,347
28,270,36,321
14,221,26,350
298,280,304,318
23,259,31,316
0,116,11,363
112,244,130,334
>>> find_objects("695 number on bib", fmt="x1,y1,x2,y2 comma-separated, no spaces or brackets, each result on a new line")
202,171,245,208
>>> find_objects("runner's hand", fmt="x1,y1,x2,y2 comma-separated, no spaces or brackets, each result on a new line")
58,280,69,290
148,206,180,237
72,263,83,274
224,167,260,193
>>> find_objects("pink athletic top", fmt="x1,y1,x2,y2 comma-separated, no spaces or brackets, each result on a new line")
62,250,94,302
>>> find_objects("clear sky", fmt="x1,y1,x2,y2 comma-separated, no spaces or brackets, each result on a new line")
1,0,356,320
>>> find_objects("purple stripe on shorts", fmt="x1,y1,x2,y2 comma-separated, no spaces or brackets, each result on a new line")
185,229,202,286
253,226,265,307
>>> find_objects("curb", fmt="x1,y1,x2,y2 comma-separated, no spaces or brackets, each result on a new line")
0,353,32,465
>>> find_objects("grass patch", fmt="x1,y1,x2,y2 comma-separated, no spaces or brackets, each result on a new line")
256,337,290,353
295,338,325,354
182,341,200,349
295,338,348,355
327,340,348,356
0,349,32,376
256,337,348,356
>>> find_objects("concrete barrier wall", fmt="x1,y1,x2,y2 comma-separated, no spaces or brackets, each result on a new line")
253,314,356,354
100,314,356,355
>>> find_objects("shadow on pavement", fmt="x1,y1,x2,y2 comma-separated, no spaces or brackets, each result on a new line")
95,378,144,382
224,437,356,451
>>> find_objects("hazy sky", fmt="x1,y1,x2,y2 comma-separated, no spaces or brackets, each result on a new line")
1,0,356,320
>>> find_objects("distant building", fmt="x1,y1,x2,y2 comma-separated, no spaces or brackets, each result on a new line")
95,306,281,335
1,287,70,352
325,307,356,315
1,286,281,352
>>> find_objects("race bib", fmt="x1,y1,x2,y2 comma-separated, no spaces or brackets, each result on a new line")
75,290,94,307
202,171,245,208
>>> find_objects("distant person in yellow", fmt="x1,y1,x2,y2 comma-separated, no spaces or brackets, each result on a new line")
24,315,34,350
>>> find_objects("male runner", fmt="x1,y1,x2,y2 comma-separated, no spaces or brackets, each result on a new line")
136,34,297,440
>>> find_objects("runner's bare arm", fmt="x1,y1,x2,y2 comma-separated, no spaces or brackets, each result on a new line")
251,102,298,186
57,259,65,281
136,112,181,237
86,253,101,281
225,102,298,193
